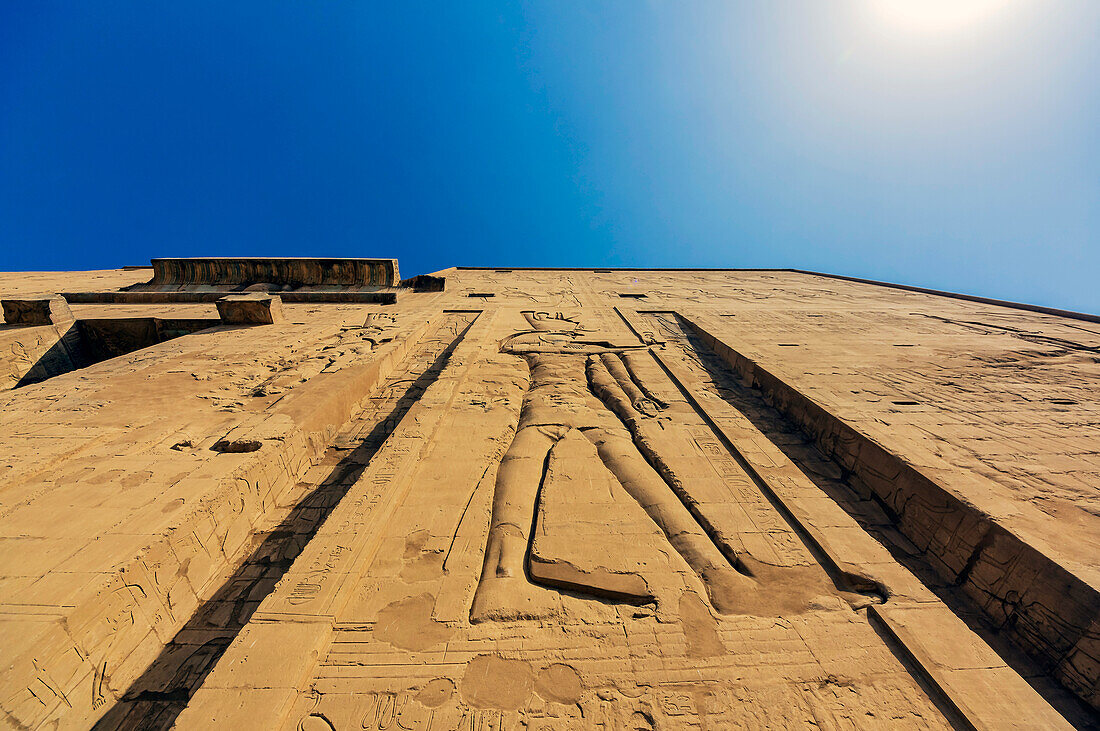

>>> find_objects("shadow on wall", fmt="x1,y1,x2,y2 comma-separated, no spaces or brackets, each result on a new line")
13,318,219,387
91,329,463,731
647,312,1097,727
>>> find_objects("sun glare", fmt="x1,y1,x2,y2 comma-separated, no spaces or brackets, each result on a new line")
872,0,1011,33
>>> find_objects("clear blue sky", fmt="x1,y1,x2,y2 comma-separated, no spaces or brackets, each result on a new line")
2,2,1097,312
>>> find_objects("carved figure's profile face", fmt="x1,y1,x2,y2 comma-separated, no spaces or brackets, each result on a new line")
523,311,584,333
500,330,594,354
501,311,649,355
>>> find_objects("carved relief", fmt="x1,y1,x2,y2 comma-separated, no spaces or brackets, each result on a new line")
472,312,756,620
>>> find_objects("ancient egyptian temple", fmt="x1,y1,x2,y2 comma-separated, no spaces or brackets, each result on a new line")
0,258,1097,729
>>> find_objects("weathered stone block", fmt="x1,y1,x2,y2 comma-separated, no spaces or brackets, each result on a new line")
400,274,446,292
1,295,73,325
215,294,284,325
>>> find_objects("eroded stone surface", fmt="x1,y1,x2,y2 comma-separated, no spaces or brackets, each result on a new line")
0,264,1093,729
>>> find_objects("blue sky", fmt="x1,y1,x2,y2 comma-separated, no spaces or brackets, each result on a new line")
2,2,1097,311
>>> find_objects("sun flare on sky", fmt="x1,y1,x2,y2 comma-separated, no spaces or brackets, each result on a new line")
871,0,1014,32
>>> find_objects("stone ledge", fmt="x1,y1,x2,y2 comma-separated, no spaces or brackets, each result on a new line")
63,290,398,304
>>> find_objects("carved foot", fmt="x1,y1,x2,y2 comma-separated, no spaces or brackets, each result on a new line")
700,566,758,615
470,577,559,623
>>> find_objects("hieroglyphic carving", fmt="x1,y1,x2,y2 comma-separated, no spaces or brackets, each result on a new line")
81,312,480,729
288,675,956,731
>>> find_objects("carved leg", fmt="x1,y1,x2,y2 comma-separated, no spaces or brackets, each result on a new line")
471,425,559,622
581,425,755,614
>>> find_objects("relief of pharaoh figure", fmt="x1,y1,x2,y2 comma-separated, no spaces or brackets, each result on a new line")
471,311,756,621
